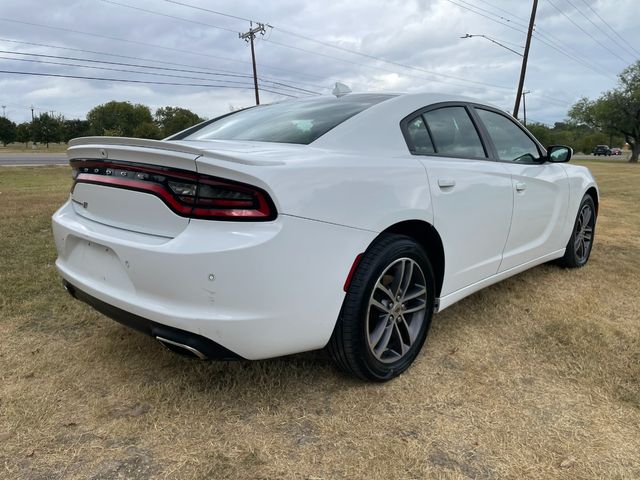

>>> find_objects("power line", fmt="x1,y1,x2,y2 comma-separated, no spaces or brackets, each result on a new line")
161,0,253,23
563,0,636,61
0,37,328,91
531,29,611,74
543,0,630,65
0,55,307,98
532,32,615,79
263,38,514,92
447,0,612,76
272,26,518,90
474,0,530,22
441,0,614,78
0,17,326,81
151,0,591,101
530,91,573,106
441,0,526,34
150,0,600,103
0,55,252,88
577,0,640,58
149,0,517,91
454,0,530,29
99,0,240,34
0,49,320,95
0,70,299,97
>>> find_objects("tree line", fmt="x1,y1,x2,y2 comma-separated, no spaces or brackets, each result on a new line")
526,122,624,156
0,101,205,147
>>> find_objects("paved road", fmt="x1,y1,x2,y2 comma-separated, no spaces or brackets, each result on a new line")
0,153,67,166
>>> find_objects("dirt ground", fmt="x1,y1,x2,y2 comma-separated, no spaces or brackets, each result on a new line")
0,160,638,479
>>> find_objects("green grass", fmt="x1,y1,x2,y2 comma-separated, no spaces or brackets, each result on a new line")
0,162,638,479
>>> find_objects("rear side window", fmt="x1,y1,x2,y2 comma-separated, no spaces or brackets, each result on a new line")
475,108,541,163
423,107,486,158
406,116,435,154
183,94,395,145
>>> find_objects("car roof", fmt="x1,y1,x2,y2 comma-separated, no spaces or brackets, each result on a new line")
312,91,508,152
348,91,504,111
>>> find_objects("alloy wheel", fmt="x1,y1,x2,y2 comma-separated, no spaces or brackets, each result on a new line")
366,257,428,363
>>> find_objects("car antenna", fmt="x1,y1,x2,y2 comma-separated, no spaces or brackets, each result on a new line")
332,82,352,98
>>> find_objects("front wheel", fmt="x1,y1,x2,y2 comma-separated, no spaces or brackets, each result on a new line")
327,234,435,381
557,194,596,268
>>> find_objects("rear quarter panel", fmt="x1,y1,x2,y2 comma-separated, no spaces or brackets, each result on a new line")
196,151,433,232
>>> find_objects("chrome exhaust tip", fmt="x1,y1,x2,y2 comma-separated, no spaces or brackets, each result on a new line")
155,336,208,360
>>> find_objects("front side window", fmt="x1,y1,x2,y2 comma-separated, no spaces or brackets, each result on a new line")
475,108,541,163
422,107,486,158
183,94,395,145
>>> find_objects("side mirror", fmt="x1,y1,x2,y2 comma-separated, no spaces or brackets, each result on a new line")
546,145,572,163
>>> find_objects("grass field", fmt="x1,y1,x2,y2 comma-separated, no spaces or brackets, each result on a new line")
0,161,638,479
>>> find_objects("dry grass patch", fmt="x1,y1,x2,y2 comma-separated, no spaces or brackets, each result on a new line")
0,162,638,479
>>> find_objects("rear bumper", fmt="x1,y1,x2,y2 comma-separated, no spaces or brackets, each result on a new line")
64,280,241,360
52,200,376,359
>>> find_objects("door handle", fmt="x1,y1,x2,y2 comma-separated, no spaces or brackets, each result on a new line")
515,182,527,192
438,178,456,189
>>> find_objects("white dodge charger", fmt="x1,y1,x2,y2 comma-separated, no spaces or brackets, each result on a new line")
52,93,598,381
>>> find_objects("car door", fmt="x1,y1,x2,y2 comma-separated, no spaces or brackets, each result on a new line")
402,104,514,296
472,107,570,272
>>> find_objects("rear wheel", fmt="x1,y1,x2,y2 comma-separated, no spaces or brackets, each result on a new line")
557,194,596,268
328,234,435,381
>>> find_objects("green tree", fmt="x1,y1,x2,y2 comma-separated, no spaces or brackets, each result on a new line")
15,122,31,147
61,119,90,142
154,106,204,137
133,121,161,139
87,101,154,137
526,122,553,147
32,113,62,147
0,117,17,146
569,61,640,162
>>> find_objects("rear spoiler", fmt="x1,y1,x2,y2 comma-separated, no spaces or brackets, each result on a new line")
67,136,283,167
68,136,205,156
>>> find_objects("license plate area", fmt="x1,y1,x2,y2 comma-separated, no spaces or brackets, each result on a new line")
66,237,135,292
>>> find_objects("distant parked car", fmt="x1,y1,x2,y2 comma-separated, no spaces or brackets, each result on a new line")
592,145,611,156
610,147,622,155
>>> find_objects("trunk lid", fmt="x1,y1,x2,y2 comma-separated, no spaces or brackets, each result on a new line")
68,137,201,237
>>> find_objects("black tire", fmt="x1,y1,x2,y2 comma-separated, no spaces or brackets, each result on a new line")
327,233,435,381
557,194,596,268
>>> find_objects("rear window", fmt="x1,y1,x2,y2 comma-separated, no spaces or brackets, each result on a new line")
183,94,395,145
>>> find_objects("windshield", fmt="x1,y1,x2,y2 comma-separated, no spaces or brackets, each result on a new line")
182,94,395,145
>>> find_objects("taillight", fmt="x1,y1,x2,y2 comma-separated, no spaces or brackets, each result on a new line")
70,159,276,221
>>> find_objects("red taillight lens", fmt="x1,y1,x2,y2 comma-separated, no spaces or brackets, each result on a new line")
70,159,276,221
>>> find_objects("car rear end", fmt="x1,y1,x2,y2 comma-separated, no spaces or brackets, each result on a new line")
52,137,374,360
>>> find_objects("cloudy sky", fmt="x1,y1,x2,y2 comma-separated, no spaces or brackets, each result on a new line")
0,0,637,125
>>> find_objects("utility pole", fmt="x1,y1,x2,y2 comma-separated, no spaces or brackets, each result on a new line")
31,105,35,147
1,105,5,117
522,90,530,126
513,0,538,119
239,22,266,105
